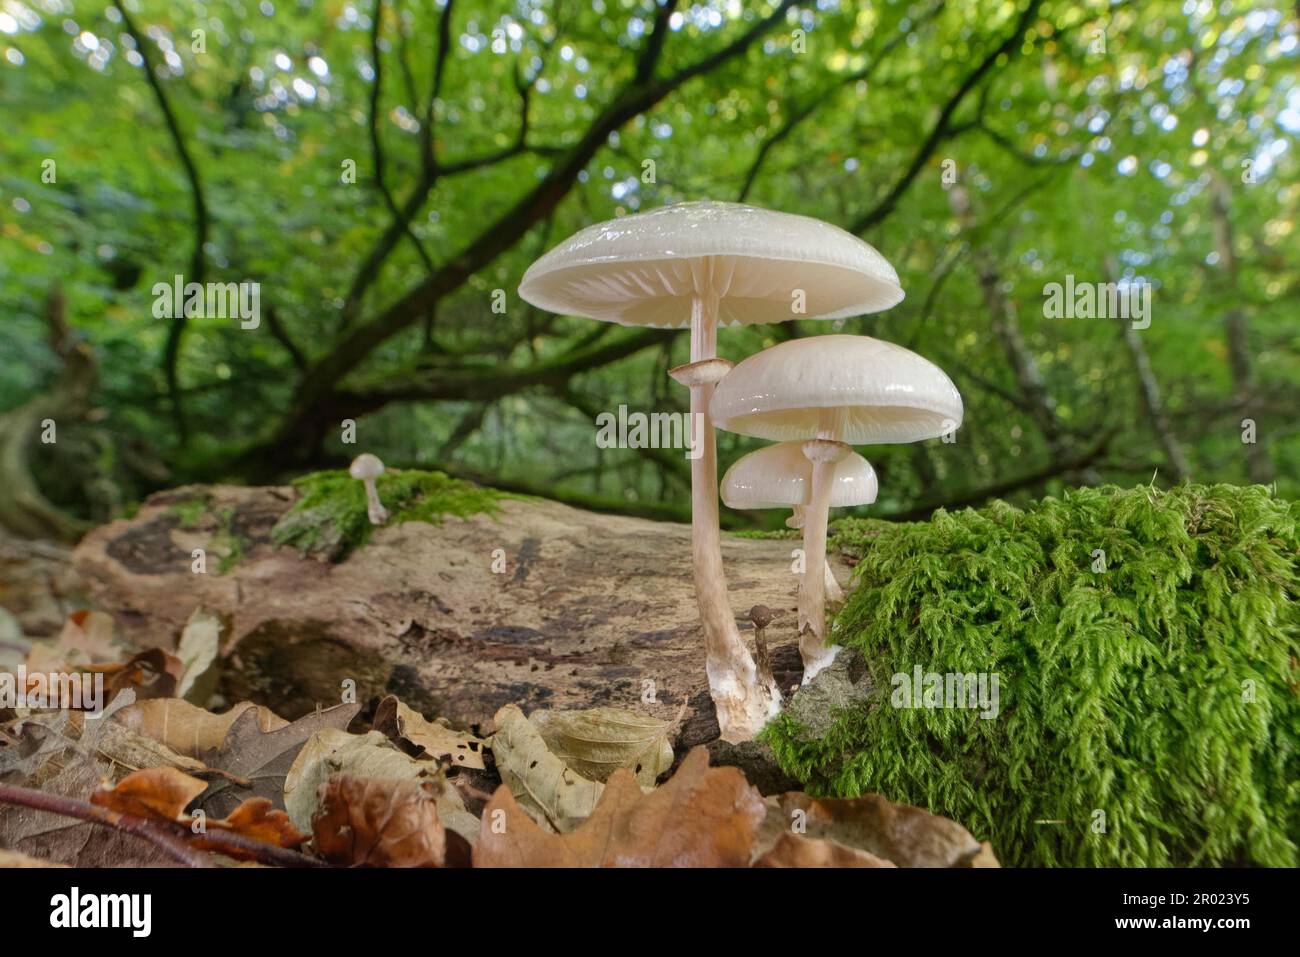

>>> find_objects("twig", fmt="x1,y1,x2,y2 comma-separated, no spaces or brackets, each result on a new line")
0,782,324,868
0,782,212,868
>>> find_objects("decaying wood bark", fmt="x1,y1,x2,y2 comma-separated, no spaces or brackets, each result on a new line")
66,487,845,747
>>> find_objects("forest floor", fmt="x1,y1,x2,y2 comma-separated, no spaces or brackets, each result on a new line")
0,485,1001,868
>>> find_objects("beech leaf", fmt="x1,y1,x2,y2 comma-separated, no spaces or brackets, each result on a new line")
529,706,674,786
115,698,289,758
489,704,604,832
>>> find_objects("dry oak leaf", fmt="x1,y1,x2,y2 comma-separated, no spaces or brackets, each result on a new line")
115,698,289,759
473,747,765,868
374,695,485,769
754,833,896,868
762,792,994,868
90,766,206,821
490,704,604,832
199,702,361,818
312,774,471,868
529,706,674,786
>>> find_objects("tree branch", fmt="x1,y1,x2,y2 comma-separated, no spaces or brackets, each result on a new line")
883,427,1117,521
112,0,208,443
248,0,799,467
850,0,1044,234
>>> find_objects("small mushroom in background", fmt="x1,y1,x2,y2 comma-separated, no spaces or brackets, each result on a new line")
747,604,778,689
519,201,902,741
349,453,389,525
712,335,962,681
722,441,877,621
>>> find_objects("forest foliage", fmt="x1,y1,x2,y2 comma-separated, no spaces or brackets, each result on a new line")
1,0,1297,531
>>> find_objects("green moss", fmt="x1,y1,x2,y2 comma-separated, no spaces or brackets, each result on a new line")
271,468,507,561
212,507,246,574
763,484,1300,867
731,528,800,540
165,496,245,573
168,496,207,529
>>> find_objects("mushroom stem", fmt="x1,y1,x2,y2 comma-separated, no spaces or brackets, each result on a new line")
788,506,841,599
798,434,850,682
362,478,389,525
670,292,780,741
824,563,844,604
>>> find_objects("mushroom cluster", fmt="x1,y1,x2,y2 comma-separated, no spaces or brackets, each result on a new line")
519,201,961,740
713,335,962,681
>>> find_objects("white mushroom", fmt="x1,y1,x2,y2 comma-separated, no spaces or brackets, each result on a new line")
712,335,962,681
519,201,902,741
349,453,389,525
721,441,877,609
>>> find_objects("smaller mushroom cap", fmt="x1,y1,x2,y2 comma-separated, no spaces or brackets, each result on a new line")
711,335,962,444
349,453,385,480
721,442,878,510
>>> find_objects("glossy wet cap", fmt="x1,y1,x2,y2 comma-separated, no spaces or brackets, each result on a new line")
721,441,878,509
518,201,903,328
711,335,963,443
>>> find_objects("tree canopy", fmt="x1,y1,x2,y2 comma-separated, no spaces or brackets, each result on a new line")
2,0,1297,532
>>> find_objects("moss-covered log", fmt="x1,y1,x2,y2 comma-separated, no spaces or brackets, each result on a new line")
764,483,1300,867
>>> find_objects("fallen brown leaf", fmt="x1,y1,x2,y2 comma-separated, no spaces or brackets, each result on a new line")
374,696,485,769
0,849,70,868
54,610,121,665
90,766,206,821
755,832,896,868
175,608,223,704
474,747,764,867
312,774,471,868
200,798,306,850
490,704,603,832
116,698,288,758
284,728,478,844
529,706,674,786
105,648,184,700
198,702,361,818
760,792,992,867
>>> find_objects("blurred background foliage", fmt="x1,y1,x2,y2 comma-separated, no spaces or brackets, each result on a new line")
1,0,1297,536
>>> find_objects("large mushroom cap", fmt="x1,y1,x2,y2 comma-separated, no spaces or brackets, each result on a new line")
711,335,963,444
518,201,903,328
721,442,878,510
